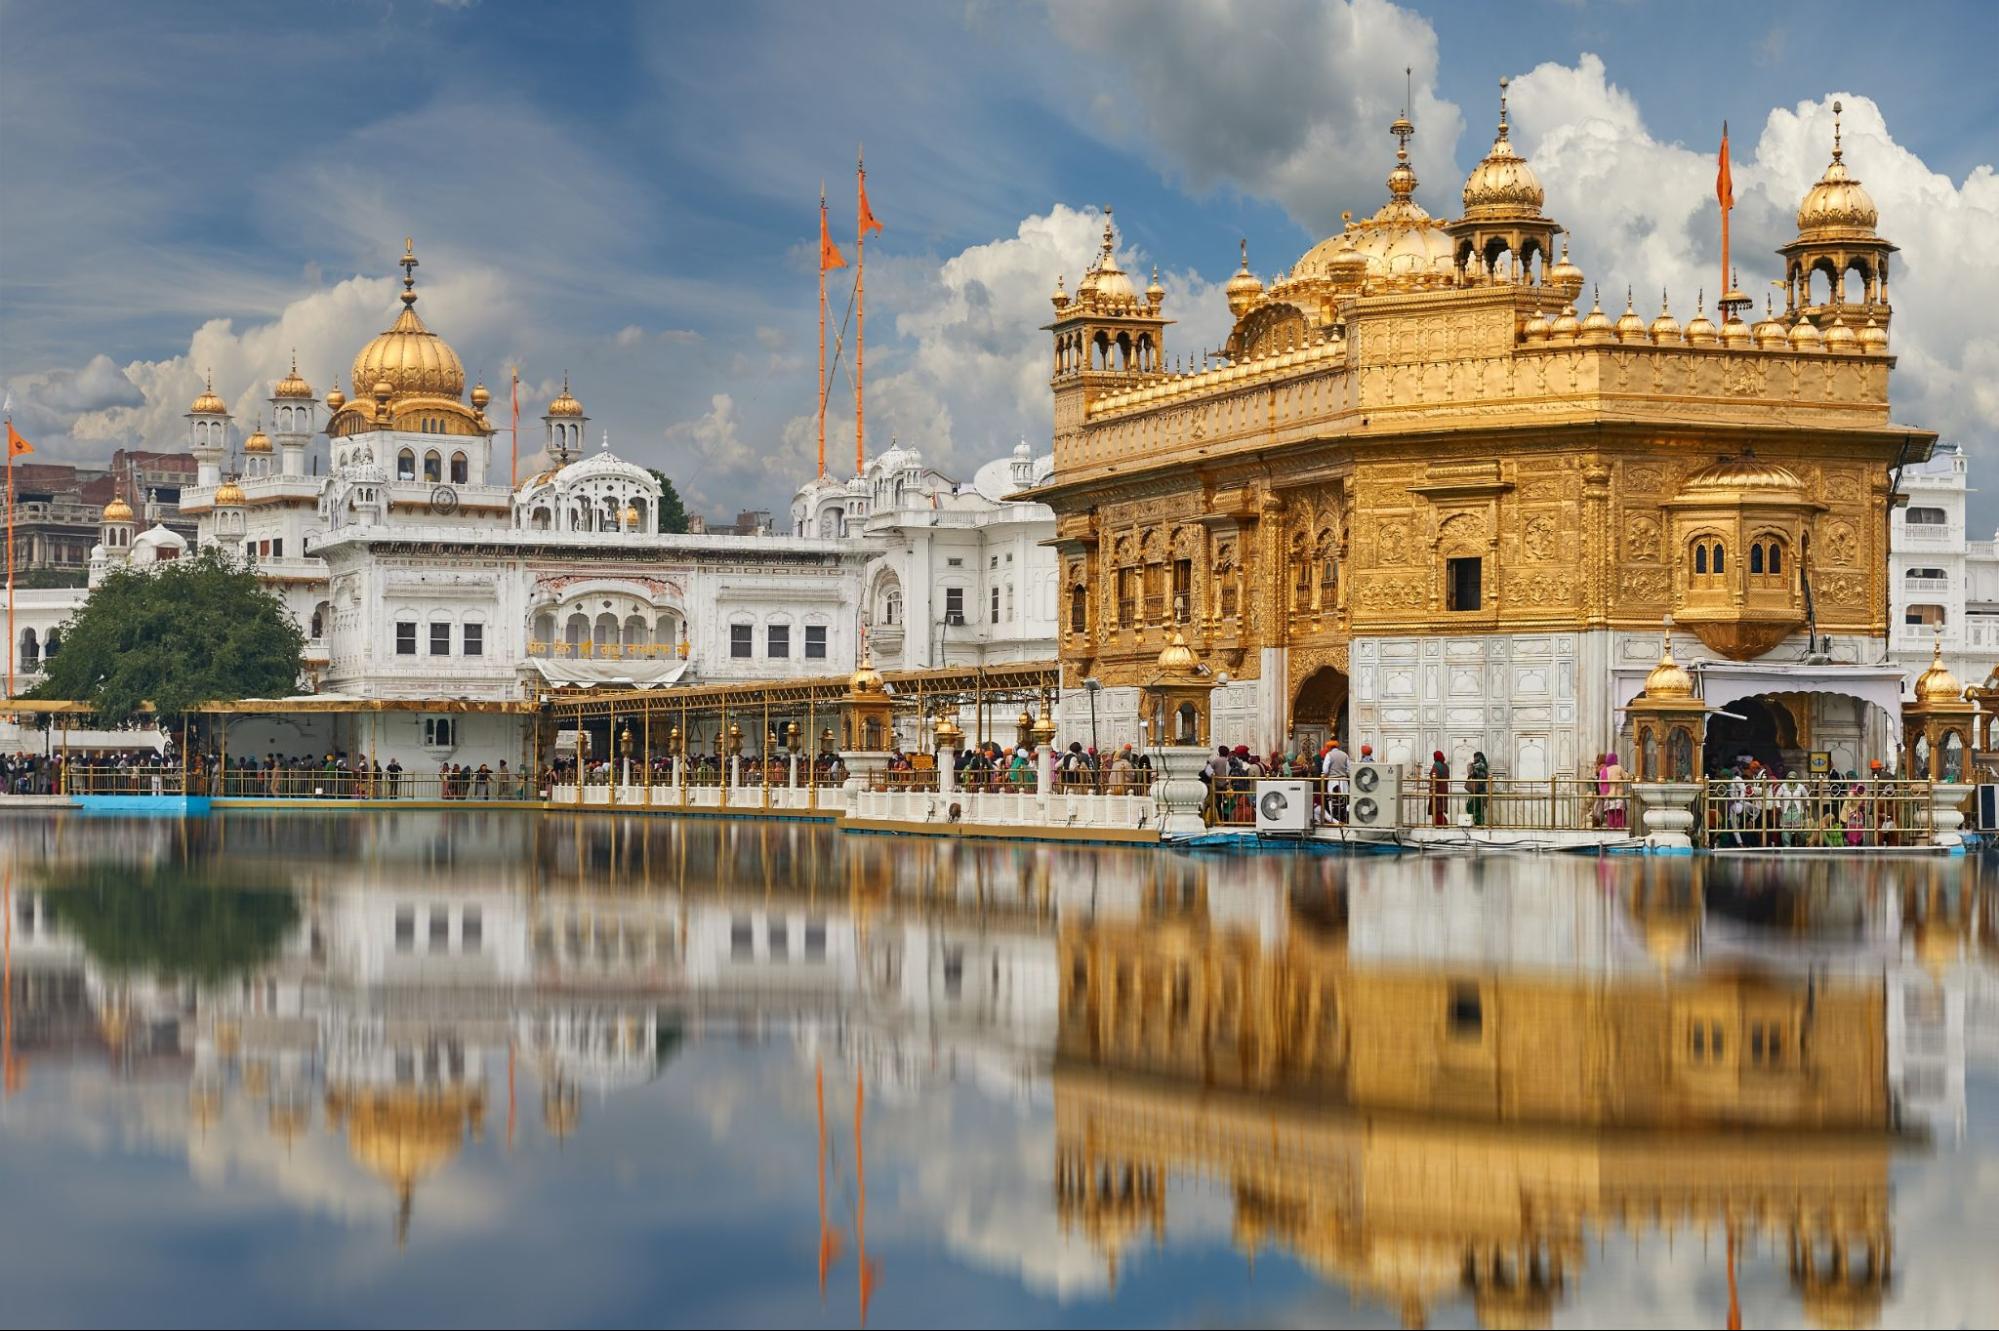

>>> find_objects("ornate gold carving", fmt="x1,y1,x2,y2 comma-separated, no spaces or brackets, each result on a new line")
1506,570,1573,605
1624,514,1661,562
1619,567,1671,601
1522,513,1558,561
1820,520,1859,566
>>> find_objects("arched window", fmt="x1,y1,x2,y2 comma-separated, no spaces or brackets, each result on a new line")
43,630,59,660
884,590,902,627
1750,544,1764,575
397,449,415,481
1695,545,1707,575
1070,584,1088,634
423,450,441,482
1711,542,1725,575
450,452,468,484
1768,543,1783,574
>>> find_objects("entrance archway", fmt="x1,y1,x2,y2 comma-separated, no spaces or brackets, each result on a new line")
1292,666,1350,755
1703,695,1799,774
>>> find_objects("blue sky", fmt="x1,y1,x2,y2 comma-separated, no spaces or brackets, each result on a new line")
3,0,1995,520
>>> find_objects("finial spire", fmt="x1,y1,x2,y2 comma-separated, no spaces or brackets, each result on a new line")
289,348,298,374
1239,236,1248,268
1497,76,1510,137
400,238,419,306
1832,99,1844,161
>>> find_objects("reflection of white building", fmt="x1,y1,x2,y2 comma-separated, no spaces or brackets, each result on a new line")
1889,441,1999,696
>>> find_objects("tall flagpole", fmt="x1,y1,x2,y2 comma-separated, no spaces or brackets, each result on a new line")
5,415,14,700
818,185,828,479
855,149,867,478
510,368,521,488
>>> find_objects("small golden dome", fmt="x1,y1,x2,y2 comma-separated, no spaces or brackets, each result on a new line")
214,478,246,506
933,713,964,744
349,240,466,402
470,381,490,409
1521,304,1550,342
1145,265,1165,304
1050,274,1068,310
1548,302,1581,339
1649,292,1682,343
1460,83,1545,220
1858,317,1888,352
1753,298,1788,349
1224,239,1264,317
1678,451,1810,504
1914,640,1963,704
1720,314,1752,348
1788,316,1824,350
1546,238,1584,293
1684,295,1717,346
101,495,134,523
1614,288,1648,343
190,370,228,416
1580,288,1614,340
1030,712,1059,745
1795,102,1879,239
1081,212,1137,306
371,378,394,402
547,374,584,417
1643,638,1695,700
849,653,883,694
242,420,272,454
272,351,314,400
1823,315,1859,352
1156,629,1200,673
323,377,345,412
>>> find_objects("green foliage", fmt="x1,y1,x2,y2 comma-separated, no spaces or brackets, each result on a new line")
41,862,300,984
647,469,690,534
29,546,304,723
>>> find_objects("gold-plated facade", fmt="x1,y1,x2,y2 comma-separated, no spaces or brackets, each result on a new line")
1036,103,1932,750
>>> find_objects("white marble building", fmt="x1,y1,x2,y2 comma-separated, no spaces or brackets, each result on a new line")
1889,441,1999,695
48,242,1058,766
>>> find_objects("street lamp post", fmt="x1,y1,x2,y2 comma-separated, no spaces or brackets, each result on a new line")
1083,676,1102,753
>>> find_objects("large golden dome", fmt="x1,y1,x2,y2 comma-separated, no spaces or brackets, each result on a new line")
1797,107,1879,240
1643,638,1694,700
1294,115,1454,289
349,240,466,402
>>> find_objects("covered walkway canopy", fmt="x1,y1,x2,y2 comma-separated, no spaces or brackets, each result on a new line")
547,659,1065,758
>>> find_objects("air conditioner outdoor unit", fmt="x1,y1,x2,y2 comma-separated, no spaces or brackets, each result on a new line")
1348,761,1401,828
944,611,965,626
1254,779,1311,835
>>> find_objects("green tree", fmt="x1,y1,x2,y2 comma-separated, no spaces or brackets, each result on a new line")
30,546,304,723
41,862,300,984
646,469,691,534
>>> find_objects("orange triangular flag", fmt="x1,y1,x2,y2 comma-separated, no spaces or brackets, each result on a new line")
5,421,32,457
858,165,883,239
820,203,847,273
1716,122,1734,212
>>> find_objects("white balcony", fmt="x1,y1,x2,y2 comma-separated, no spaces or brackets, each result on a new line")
1899,522,1963,546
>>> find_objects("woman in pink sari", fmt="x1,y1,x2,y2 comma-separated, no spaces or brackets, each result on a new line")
1599,752,1627,830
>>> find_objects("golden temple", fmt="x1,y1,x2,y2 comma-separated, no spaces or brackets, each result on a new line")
1036,92,1930,772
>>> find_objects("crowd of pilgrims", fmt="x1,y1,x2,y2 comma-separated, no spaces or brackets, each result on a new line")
1707,757,1930,846
15,748,537,799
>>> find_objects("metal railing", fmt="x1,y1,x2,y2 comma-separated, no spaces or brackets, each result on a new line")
1699,777,1934,848
1401,777,1619,832
61,767,189,796
212,769,538,801
1203,773,1620,832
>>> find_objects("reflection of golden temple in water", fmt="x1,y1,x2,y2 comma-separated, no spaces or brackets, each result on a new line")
3,816,1996,1321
